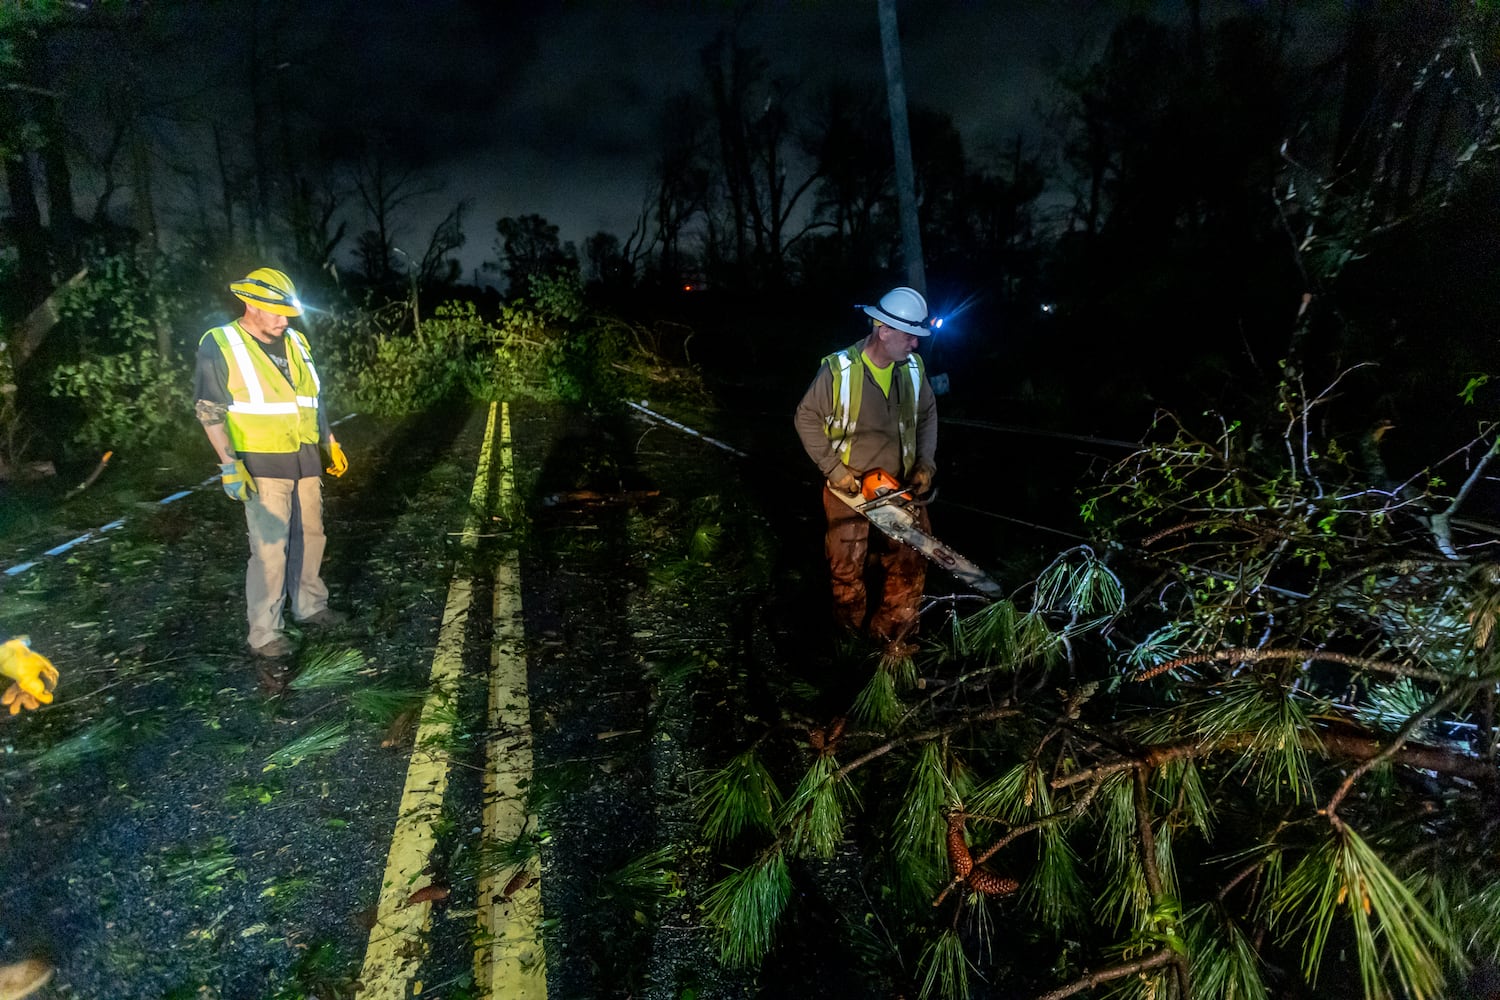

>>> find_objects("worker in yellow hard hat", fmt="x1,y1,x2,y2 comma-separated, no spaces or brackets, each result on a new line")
192,268,350,672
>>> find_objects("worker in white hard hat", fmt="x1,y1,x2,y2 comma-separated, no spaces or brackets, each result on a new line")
794,286,940,645
192,268,350,678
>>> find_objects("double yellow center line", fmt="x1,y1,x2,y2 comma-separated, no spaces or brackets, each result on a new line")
360,402,546,998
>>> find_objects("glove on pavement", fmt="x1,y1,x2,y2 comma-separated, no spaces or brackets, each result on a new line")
0,638,58,715
324,439,349,478
220,459,257,501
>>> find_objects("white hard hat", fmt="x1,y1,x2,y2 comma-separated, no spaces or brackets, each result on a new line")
860,286,933,336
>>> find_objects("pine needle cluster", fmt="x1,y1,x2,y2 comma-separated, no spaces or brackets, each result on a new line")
28,717,122,771
263,722,350,771
697,751,781,846
704,850,791,967
600,844,683,915
288,645,367,691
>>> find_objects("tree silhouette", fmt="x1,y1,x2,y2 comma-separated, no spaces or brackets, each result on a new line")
0,3,85,305
643,89,711,289
698,30,823,288
350,142,440,288
488,213,577,297
583,230,631,290
415,199,470,289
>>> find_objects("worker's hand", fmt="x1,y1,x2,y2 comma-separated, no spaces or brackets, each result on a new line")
324,439,349,478
0,638,58,714
910,464,935,496
220,459,257,502
830,467,861,496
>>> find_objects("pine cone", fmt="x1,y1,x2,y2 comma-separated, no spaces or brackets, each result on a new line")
967,867,1020,896
946,813,973,878
809,716,846,756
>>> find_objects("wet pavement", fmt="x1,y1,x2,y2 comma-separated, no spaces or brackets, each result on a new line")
0,383,860,999
0,362,1098,999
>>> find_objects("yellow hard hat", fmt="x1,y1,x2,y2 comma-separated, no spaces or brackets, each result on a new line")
229,267,303,316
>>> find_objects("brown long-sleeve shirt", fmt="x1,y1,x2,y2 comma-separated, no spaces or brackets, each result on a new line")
794,340,937,483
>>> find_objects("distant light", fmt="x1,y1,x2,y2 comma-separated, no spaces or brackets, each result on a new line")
1040,303,1056,314
683,284,693,292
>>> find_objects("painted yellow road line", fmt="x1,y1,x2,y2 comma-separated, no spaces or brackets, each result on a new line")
476,401,547,997
360,403,499,999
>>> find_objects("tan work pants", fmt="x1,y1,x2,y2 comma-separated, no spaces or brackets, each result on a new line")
821,486,929,642
243,476,329,649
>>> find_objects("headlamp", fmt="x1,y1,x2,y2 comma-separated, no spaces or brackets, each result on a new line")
866,302,945,333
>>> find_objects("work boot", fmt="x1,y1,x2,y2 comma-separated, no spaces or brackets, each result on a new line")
0,958,53,1000
297,608,348,628
250,635,294,658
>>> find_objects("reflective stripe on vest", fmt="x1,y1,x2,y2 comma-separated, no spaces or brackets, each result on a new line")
208,323,322,454
825,349,862,466
821,342,923,474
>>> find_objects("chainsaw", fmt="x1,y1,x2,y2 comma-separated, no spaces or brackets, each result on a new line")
829,469,1004,600
854,468,916,512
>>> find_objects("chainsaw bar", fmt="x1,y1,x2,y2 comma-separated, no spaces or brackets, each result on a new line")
829,487,1004,600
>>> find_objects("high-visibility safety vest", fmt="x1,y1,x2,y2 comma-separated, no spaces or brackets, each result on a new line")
821,341,924,475
203,322,322,454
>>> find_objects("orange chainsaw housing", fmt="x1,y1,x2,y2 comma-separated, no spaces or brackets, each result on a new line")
861,468,903,501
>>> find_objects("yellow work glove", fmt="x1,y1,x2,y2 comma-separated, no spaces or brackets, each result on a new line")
324,439,349,478
219,459,257,502
0,638,58,715
829,466,861,496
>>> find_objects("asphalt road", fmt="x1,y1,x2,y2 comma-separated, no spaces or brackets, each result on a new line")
0,364,1100,999
0,389,866,999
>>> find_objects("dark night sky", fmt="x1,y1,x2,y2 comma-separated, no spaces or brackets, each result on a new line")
113,1,1137,279
64,2,1309,281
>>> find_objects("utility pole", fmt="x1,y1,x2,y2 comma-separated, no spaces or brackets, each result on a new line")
877,0,926,296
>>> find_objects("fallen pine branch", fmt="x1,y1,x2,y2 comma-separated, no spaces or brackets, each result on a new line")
1033,947,1179,1000
1050,723,1496,790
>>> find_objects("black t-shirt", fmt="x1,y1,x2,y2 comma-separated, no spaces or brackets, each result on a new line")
256,333,293,381
193,324,329,480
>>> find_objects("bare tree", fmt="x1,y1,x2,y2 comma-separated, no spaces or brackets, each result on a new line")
416,198,471,288
646,90,711,288
350,143,439,286
287,173,347,276
699,30,825,287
